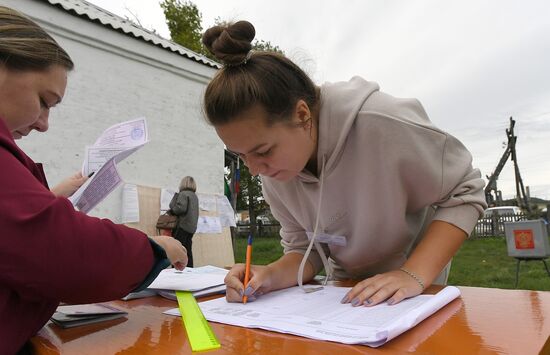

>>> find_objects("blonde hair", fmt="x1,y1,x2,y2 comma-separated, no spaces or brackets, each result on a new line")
0,6,74,71
179,176,197,192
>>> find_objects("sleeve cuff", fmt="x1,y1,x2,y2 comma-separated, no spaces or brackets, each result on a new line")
433,204,482,236
132,238,171,292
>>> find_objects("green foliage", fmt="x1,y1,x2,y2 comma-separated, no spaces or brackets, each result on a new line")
160,0,204,54
161,2,284,60
234,164,268,214
252,39,284,54
234,236,283,265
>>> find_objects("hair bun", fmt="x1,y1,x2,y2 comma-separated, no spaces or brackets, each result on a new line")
202,21,255,65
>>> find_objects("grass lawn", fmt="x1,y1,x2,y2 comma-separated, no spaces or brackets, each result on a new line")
448,237,550,291
233,236,550,291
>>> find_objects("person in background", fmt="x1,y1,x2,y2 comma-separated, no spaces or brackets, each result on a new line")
201,21,487,307
170,176,200,267
0,6,187,354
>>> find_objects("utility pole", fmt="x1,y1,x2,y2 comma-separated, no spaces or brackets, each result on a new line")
484,117,531,212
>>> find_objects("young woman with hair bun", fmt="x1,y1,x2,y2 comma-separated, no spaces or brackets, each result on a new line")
202,21,486,307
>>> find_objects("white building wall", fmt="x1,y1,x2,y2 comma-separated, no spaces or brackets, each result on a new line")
5,0,223,221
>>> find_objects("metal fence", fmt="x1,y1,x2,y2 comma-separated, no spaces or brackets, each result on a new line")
235,221,281,238
471,213,529,237
236,213,541,238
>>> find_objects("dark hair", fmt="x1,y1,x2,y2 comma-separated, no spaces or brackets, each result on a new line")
202,21,317,126
0,6,74,71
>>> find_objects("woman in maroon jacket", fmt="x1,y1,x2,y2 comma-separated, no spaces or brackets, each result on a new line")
0,6,188,354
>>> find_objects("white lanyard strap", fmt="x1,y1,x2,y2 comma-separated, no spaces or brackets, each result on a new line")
297,155,331,293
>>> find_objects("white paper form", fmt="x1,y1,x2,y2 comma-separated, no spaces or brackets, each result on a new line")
165,285,460,347
197,193,217,211
217,195,236,227
147,267,227,291
123,266,228,301
70,158,122,214
195,216,222,234
82,118,148,176
160,188,177,212
121,184,139,223
70,118,149,214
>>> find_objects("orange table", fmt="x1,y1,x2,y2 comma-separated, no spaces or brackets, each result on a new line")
31,284,550,354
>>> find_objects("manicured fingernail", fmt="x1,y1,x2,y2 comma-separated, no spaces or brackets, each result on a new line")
351,297,361,307
340,295,349,303
239,289,244,297
244,286,254,296
363,299,371,305
387,299,394,305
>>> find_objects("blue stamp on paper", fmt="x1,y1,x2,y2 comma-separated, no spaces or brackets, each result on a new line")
131,127,144,140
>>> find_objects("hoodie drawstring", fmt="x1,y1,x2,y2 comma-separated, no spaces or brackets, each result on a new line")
297,155,332,293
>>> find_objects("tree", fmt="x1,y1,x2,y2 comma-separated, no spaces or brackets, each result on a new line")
234,164,270,236
160,0,204,54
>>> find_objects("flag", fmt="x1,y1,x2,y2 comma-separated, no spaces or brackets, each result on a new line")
235,158,240,196
224,177,232,202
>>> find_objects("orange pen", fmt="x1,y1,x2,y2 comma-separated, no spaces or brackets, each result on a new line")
242,233,253,304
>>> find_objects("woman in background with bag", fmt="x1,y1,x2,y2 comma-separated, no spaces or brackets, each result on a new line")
156,210,178,235
170,176,200,267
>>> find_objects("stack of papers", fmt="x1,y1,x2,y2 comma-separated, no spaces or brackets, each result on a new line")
51,304,127,328
122,266,228,301
69,118,148,214
165,285,460,347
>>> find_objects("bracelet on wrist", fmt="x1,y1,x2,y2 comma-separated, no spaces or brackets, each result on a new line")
399,267,425,291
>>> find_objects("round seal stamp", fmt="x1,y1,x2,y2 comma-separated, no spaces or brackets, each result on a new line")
131,127,144,140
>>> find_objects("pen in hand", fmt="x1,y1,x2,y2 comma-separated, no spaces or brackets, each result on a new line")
242,233,253,304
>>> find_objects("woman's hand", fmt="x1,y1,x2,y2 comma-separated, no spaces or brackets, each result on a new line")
150,235,188,270
51,171,89,198
341,269,424,307
224,264,274,303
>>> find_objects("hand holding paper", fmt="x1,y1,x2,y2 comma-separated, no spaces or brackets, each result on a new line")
69,118,149,214
50,171,89,198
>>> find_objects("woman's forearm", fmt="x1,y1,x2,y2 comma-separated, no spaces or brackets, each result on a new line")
267,252,316,291
403,220,467,287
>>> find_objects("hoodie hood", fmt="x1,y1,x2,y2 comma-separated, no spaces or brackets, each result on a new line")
297,76,379,182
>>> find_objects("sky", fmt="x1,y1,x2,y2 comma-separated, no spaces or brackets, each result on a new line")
88,0,550,200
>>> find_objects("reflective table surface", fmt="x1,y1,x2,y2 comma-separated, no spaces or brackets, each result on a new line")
31,283,550,354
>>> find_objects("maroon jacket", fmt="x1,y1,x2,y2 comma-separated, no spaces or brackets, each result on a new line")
0,120,168,354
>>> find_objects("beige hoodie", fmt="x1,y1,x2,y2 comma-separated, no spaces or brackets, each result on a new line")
261,76,487,279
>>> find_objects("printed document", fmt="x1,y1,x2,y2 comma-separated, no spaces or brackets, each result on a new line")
165,285,460,347
147,266,227,291
121,183,139,223
217,195,237,227
160,188,177,211
196,216,222,234
69,118,148,214
123,266,228,300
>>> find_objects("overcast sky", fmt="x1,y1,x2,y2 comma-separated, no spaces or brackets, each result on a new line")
88,0,550,200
